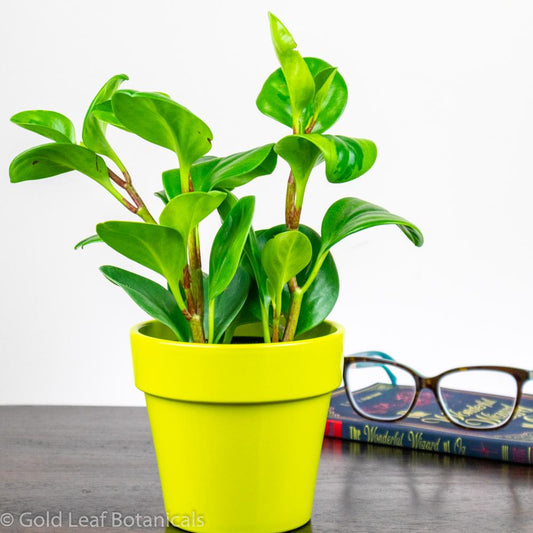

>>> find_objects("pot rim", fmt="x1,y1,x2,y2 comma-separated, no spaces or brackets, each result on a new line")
130,319,345,404
131,319,344,348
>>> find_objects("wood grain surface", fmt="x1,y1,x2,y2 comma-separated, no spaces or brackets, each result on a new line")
0,406,531,532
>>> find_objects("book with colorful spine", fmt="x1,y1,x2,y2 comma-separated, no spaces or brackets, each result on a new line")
326,386,533,464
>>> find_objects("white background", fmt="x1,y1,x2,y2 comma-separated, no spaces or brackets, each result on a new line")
1,1,533,405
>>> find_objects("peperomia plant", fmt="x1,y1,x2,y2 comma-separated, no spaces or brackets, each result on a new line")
8,13,423,344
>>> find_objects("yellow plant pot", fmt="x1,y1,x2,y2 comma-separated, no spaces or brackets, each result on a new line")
130,320,344,533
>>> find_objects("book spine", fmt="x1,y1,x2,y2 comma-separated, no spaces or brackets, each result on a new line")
325,418,533,465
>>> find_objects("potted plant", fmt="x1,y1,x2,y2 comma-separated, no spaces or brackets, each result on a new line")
8,12,423,533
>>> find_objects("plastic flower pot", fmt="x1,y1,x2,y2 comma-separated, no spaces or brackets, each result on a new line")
130,320,344,533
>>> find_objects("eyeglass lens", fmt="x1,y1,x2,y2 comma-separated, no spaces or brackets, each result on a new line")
346,361,417,421
437,370,518,429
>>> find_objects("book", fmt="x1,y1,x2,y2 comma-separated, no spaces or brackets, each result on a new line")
326,385,533,465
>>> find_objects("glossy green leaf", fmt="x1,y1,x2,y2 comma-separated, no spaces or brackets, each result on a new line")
217,192,268,300
11,110,76,144
274,136,322,207
217,192,270,338
159,191,226,241
204,267,251,343
276,134,377,187
162,144,277,198
111,90,212,189
261,231,312,309
267,13,315,131
257,57,347,133
295,270,339,335
91,100,129,131
232,282,264,324
258,225,338,334
100,265,190,342
161,169,182,200
91,89,160,131
8,143,120,199
82,74,129,170
243,226,268,301
320,197,424,255
74,234,102,250
154,189,169,205
96,221,188,308
208,196,255,300
162,155,222,199
313,67,338,120
285,226,339,335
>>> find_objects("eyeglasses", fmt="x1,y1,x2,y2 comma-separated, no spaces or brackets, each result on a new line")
343,351,533,430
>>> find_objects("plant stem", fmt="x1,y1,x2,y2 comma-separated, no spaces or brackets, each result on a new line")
260,303,271,343
136,206,156,224
301,253,327,293
274,255,327,344
285,171,296,227
108,168,156,223
282,287,303,342
182,266,195,314
208,299,215,344
168,280,191,319
304,118,316,134
272,310,280,342
190,314,206,343
282,167,304,335
188,228,205,318
284,172,303,231
176,166,206,343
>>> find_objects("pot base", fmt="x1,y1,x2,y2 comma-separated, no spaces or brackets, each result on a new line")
146,391,332,533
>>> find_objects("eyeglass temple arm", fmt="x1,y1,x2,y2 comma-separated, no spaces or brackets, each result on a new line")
346,351,398,386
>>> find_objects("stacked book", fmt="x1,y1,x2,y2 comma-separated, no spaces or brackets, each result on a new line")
326,386,533,465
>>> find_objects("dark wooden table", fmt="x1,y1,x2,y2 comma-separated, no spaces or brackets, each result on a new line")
0,407,531,532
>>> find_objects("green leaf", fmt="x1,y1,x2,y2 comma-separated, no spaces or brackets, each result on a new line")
159,191,227,241
267,13,315,131
154,189,169,205
162,145,277,198
257,57,347,133
161,169,182,200
96,221,188,309
162,156,217,199
11,110,76,144
274,136,322,207
320,197,424,255
313,135,378,183
275,134,377,198
208,196,255,300
92,89,164,132
111,90,213,190
205,267,251,343
313,67,338,120
82,74,129,170
91,100,129,131
232,282,264,326
218,192,270,312
100,265,190,342
261,230,312,309
74,234,102,250
258,225,339,336
8,143,120,199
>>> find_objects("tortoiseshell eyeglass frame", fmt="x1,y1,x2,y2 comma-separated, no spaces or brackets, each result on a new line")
343,351,533,431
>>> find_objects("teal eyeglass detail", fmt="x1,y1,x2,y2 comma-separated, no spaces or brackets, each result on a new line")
348,351,397,386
